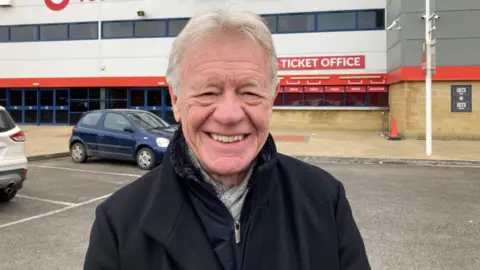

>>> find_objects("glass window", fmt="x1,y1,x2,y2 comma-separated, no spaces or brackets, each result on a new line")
102,21,133,38
278,14,315,33
103,113,132,132
134,20,166,37
317,12,356,31
168,19,189,36
108,88,127,99
69,22,98,39
147,90,162,106
0,27,9,42
368,92,389,106
10,25,38,42
70,88,88,99
304,93,324,106
358,10,385,29
126,111,169,130
80,112,102,126
346,93,366,106
0,111,17,132
262,16,277,33
40,24,68,41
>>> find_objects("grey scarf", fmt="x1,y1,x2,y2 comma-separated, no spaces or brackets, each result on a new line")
187,147,255,221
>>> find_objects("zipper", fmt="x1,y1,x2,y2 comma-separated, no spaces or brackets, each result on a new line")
234,220,241,244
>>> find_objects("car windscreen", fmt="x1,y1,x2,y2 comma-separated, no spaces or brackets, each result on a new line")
126,111,169,130
0,110,17,133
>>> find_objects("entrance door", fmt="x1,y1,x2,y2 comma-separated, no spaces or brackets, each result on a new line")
129,88,163,117
23,90,38,124
39,89,70,125
6,89,38,124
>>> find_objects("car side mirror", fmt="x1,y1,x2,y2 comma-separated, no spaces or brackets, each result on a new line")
124,126,135,133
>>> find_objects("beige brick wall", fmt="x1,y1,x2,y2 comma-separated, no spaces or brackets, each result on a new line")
270,109,388,132
389,81,480,140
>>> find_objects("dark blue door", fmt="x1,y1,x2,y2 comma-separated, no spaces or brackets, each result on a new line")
97,112,136,159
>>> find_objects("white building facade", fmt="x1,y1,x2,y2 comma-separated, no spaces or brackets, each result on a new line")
0,0,388,126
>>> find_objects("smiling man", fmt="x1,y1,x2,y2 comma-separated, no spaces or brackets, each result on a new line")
84,8,370,270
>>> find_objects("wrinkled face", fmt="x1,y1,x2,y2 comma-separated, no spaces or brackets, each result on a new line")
169,31,277,176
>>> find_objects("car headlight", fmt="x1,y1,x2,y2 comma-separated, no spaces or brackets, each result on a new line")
156,137,170,148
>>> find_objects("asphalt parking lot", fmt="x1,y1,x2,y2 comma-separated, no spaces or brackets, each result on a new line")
0,157,479,270
0,157,147,270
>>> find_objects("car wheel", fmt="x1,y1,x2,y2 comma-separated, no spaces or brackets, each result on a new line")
136,147,156,170
71,142,87,163
0,189,17,203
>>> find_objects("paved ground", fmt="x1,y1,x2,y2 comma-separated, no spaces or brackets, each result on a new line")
20,125,480,162
0,157,479,270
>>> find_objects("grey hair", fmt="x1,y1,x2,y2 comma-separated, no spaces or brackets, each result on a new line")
165,8,279,95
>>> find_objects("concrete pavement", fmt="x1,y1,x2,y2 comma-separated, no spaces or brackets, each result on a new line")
0,158,478,269
20,125,480,163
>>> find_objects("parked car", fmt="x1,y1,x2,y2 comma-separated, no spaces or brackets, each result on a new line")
0,106,27,203
69,109,178,170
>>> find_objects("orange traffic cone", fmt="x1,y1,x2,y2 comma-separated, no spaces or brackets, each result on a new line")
387,116,402,140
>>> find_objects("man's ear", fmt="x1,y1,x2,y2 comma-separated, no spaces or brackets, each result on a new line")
168,86,181,123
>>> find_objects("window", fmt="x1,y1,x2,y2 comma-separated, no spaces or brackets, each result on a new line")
0,27,8,42
168,19,189,36
262,16,277,33
40,24,68,41
317,12,356,31
135,20,166,37
358,11,384,29
278,14,315,32
126,111,169,130
80,112,102,127
10,25,38,42
304,87,324,106
102,21,133,38
103,113,132,132
0,110,17,132
283,87,303,106
69,22,98,39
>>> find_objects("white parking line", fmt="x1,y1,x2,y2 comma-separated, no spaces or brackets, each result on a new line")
0,193,112,229
16,194,76,206
29,165,142,178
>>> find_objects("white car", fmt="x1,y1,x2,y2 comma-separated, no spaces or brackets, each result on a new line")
0,106,27,203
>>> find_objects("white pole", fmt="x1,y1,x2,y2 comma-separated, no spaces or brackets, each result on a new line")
425,0,432,156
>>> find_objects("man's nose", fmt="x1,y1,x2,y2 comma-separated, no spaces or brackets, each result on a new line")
213,92,244,125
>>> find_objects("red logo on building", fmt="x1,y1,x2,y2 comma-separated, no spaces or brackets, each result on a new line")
44,0,70,11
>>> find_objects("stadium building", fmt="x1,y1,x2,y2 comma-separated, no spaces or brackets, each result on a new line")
0,0,478,139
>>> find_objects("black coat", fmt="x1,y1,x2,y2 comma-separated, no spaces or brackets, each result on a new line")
83,129,370,270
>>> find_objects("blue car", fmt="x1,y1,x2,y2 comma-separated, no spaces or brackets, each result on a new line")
69,109,178,170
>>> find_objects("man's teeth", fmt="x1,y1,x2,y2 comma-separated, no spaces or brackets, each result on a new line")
211,134,245,143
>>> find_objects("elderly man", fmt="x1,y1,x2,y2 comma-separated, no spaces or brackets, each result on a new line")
83,8,370,270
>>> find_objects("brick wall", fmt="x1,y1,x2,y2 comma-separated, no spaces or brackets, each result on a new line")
389,81,480,140
270,109,388,132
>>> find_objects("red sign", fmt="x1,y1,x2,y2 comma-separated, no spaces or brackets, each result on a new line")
305,87,323,93
346,86,366,93
278,55,365,70
367,86,388,92
325,86,344,93
284,87,302,93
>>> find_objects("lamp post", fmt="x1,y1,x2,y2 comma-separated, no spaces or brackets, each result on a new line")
424,0,438,156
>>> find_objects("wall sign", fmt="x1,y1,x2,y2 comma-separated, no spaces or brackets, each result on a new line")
278,55,365,70
45,0,104,11
451,85,472,112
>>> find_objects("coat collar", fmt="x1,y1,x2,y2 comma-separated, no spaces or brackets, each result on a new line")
139,124,278,269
